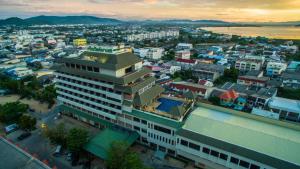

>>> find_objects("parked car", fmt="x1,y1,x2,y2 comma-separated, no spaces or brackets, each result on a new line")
17,132,31,140
66,152,72,161
53,145,62,157
4,124,19,134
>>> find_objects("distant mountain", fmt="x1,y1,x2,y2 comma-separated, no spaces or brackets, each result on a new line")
137,19,237,26
0,15,122,26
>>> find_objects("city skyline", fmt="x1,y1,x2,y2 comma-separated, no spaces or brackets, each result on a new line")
1,0,300,22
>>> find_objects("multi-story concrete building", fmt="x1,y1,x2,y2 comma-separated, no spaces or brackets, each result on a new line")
192,63,225,82
282,71,300,89
175,50,191,59
176,43,193,50
53,47,300,169
134,47,164,60
126,30,179,42
266,62,287,76
235,58,262,72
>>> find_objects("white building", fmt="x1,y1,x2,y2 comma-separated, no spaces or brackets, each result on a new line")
266,62,287,76
134,47,164,60
268,97,300,122
127,30,179,42
176,43,193,50
175,50,191,59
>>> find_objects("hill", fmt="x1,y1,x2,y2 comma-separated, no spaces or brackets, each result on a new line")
0,15,122,26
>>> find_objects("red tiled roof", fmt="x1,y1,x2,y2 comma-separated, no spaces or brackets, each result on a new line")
219,89,239,99
170,83,207,93
198,79,208,85
176,58,196,64
238,76,268,83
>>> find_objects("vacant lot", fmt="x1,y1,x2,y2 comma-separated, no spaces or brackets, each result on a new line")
0,95,51,113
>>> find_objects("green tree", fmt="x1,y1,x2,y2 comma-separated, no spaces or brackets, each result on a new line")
67,128,89,152
18,114,36,130
208,96,220,105
162,50,175,61
107,141,149,169
45,123,67,147
214,67,239,85
0,102,28,124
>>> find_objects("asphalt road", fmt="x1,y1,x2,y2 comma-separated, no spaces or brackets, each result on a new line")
5,106,82,169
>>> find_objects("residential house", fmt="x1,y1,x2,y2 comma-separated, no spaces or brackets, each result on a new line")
281,71,300,89
235,58,262,72
169,81,213,99
237,75,269,87
286,61,300,72
175,58,198,70
176,43,193,50
268,97,300,122
266,62,287,76
219,89,239,107
192,63,225,82
175,50,190,59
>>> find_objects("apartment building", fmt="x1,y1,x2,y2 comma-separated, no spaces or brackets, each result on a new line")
266,62,287,76
282,71,300,89
175,50,191,59
134,47,164,60
235,58,262,72
192,63,225,82
126,30,179,42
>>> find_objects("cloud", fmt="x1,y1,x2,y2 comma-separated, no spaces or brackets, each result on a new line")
0,0,300,21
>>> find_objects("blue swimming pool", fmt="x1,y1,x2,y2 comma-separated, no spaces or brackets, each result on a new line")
156,98,183,113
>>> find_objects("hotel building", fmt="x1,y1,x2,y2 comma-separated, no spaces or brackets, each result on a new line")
53,46,300,169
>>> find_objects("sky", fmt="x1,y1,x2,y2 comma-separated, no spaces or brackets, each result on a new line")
1,0,300,22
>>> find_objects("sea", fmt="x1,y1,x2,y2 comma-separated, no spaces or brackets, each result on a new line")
202,26,300,40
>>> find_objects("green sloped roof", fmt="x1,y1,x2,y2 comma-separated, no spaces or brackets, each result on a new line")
84,128,139,160
124,109,183,129
179,103,300,169
79,51,142,70
133,85,164,107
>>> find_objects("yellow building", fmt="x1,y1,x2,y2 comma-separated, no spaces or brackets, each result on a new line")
73,38,87,46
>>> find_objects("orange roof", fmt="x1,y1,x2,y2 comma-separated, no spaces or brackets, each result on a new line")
219,89,239,99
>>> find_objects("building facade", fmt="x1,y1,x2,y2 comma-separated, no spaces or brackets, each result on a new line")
235,59,262,72
54,47,300,169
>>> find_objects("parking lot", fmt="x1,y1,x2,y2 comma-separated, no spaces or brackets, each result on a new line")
3,114,101,169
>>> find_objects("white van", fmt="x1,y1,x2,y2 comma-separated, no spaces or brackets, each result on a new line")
53,145,62,157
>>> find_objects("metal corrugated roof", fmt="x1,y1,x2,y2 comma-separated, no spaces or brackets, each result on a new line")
179,103,300,168
84,128,139,160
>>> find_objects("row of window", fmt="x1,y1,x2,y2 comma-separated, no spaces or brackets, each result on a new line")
56,81,121,103
179,139,260,169
63,102,115,123
148,132,175,145
133,117,147,125
58,94,120,116
65,63,100,73
57,71,115,86
57,88,121,110
57,75,122,95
